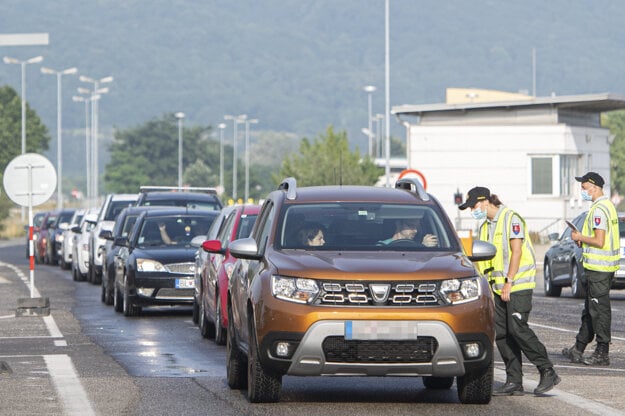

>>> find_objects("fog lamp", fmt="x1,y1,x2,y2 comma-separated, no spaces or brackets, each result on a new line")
137,288,155,297
275,342,292,358
463,342,481,359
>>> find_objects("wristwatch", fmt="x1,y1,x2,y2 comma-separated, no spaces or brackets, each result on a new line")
504,277,511,284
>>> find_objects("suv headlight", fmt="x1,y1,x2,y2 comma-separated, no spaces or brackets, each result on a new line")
439,277,481,304
137,258,165,272
272,275,319,304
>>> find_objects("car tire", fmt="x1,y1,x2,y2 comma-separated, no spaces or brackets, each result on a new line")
423,376,454,389
199,297,215,339
72,263,79,282
113,281,123,313
543,262,562,297
571,262,587,299
122,275,140,317
247,319,282,403
456,358,493,404
214,290,227,346
226,303,247,390
192,297,199,325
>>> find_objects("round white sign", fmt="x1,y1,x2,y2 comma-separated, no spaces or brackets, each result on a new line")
3,153,57,207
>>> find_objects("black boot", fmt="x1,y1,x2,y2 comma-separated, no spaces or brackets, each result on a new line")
534,367,561,395
561,345,583,363
583,343,610,366
493,382,524,396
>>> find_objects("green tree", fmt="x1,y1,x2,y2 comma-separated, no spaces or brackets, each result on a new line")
104,113,225,193
603,110,625,198
279,125,382,186
0,85,51,169
0,85,51,227
184,159,218,187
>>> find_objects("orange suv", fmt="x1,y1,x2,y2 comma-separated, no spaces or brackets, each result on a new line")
226,178,496,404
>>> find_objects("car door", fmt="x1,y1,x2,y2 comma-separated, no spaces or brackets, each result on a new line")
552,213,585,280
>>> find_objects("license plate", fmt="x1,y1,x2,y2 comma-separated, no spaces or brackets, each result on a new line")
344,320,418,340
175,279,195,289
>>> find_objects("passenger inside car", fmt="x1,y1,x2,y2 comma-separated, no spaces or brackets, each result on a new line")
377,218,438,247
296,224,325,247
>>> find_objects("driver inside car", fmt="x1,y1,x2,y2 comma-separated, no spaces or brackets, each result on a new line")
377,219,438,247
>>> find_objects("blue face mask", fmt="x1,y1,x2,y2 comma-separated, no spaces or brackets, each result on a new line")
471,207,487,220
581,190,593,201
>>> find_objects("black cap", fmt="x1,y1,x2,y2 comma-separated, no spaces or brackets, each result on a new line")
575,172,604,188
458,186,490,210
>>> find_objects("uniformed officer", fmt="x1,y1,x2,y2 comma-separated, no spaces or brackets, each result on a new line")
563,172,619,366
460,186,560,396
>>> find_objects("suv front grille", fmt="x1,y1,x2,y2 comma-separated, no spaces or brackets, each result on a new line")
322,336,438,363
315,281,443,306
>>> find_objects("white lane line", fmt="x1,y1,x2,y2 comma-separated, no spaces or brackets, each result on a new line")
494,368,625,416
44,355,95,416
0,261,41,297
530,322,625,342
43,314,63,338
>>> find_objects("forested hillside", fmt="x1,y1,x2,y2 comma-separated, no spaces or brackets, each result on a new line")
2,0,625,177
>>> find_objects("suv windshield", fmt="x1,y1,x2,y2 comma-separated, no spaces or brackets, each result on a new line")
277,203,459,251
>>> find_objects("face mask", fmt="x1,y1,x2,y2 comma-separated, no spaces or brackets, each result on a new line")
471,207,487,220
581,190,593,201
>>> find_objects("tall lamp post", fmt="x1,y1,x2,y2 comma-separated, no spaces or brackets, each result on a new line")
41,66,78,209
79,75,113,202
363,85,376,157
72,94,95,201
224,114,247,201
4,55,44,220
218,123,227,194
243,118,258,202
3,55,44,155
373,113,384,158
175,112,185,189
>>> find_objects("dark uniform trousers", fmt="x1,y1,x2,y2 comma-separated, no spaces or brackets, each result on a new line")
576,269,613,347
494,289,552,384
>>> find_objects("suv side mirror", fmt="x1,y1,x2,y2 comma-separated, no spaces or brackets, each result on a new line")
71,226,82,234
548,232,559,242
114,236,129,247
229,237,262,260
467,240,497,262
202,239,225,254
100,229,114,240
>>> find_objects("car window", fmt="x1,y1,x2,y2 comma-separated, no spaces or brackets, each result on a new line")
137,216,215,247
106,200,135,221
277,203,458,251
619,219,625,239
218,212,238,246
235,214,258,239
254,202,275,252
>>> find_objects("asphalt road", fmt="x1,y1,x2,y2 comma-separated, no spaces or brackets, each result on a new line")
1,239,624,416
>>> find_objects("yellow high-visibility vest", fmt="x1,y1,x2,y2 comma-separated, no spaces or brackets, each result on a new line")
581,198,620,272
477,206,536,295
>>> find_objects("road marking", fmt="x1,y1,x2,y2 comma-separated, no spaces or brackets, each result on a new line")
0,261,41,297
494,368,625,416
530,322,625,342
43,314,63,338
44,354,95,416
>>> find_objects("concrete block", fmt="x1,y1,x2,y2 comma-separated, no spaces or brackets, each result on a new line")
15,297,50,317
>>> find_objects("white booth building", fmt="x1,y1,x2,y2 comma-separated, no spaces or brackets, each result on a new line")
392,90,625,238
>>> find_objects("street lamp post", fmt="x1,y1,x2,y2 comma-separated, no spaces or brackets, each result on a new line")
175,112,185,190
41,66,78,209
3,55,44,155
79,75,113,203
374,113,384,158
224,114,246,201
218,123,227,193
72,94,94,201
4,55,44,220
243,119,258,202
363,85,376,157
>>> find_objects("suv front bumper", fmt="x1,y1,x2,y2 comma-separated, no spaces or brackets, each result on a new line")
261,320,492,378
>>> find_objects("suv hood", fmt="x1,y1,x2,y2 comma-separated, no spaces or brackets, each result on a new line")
272,249,477,280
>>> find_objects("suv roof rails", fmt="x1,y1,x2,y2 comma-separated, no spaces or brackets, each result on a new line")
278,177,297,200
139,185,217,195
395,178,430,201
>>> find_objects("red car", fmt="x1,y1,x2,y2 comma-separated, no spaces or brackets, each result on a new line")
195,204,259,344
